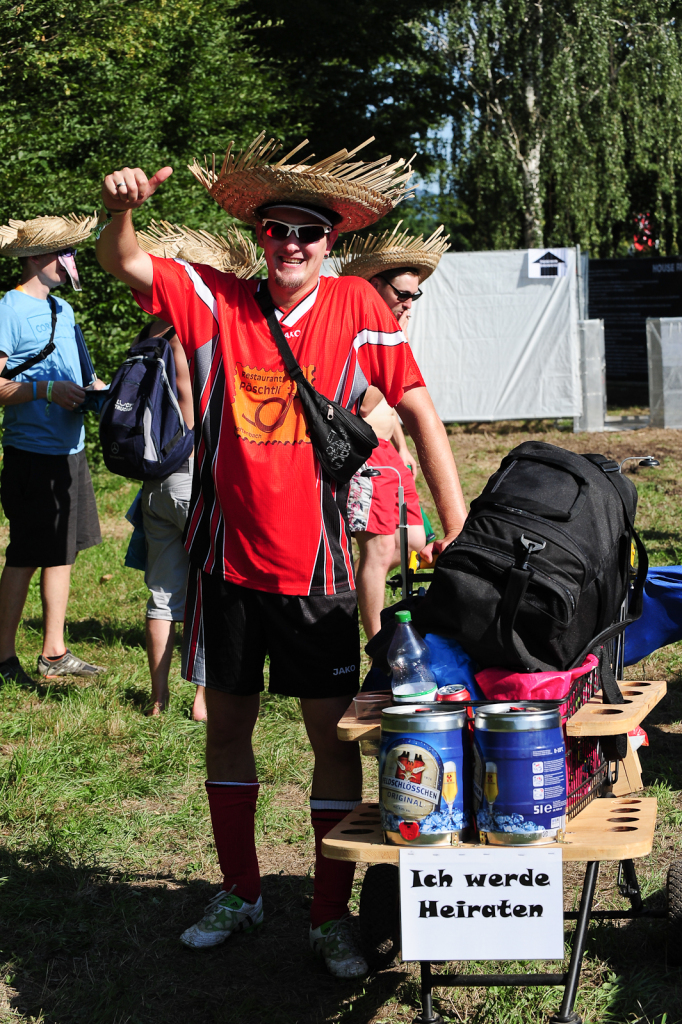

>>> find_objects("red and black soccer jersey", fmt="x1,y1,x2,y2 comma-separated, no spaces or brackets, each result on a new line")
133,257,425,596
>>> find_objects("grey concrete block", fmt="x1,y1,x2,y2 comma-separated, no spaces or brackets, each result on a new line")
574,319,605,432
647,318,682,428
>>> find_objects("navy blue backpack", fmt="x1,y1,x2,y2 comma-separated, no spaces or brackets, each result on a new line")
99,326,194,481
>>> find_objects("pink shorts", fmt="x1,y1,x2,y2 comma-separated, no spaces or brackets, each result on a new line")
348,439,422,535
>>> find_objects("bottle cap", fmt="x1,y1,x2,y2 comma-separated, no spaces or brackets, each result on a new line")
395,610,412,623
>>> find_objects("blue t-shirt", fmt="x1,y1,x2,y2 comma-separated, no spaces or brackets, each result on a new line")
0,289,85,455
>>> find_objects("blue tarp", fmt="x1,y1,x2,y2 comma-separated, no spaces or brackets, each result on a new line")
624,565,682,665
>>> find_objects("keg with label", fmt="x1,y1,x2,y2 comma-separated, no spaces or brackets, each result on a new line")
379,704,471,846
473,703,566,846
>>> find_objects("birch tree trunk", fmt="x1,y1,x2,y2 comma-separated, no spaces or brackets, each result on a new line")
521,84,544,248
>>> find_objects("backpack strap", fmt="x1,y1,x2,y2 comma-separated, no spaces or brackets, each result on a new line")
1,294,58,380
499,566,534,669
594,643,628,760
499,537,549,670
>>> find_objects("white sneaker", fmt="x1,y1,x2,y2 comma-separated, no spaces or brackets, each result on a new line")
180,888,263,949
309,915,369,979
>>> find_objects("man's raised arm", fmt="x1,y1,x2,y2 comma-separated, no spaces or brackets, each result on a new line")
95,166,173,296
396,386,467,553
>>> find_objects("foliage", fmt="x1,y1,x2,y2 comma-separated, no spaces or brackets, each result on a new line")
0,0,291,462
426,0,682,255
242,0,451,178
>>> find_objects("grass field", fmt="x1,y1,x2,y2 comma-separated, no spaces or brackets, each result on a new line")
0,422,681,1024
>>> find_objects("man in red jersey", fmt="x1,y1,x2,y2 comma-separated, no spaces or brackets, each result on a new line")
96,134,467,979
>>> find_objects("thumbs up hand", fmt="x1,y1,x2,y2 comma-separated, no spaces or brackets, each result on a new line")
102,166,174,211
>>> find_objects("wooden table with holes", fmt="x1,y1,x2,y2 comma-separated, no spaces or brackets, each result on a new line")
323,680,668,1024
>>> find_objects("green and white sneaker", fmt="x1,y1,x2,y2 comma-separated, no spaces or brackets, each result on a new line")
309,915,369,979
180,888,263,949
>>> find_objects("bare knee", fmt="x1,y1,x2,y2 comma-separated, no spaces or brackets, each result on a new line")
357,532,396,573
407,525,426,552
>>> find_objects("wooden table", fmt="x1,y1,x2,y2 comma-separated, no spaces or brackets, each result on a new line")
330,682,667,1024
322,795,657,864
338,679,667,747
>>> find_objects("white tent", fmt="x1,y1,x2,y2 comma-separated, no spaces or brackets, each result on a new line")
408,248,582,422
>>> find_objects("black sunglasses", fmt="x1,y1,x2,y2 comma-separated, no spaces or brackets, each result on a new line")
262,219,331,244
380,275,422,302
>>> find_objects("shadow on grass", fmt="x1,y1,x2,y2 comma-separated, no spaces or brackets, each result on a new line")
0,852,405,1024
24,617,147,651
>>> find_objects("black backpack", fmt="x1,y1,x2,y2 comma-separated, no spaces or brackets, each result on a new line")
99,326,194,481
405,441,648,673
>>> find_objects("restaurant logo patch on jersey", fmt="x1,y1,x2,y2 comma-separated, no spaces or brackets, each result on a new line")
233,363,316,445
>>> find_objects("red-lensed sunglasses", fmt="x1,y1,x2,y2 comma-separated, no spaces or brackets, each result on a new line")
262,219,331,244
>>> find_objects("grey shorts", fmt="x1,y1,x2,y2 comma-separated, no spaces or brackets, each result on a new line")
141,460,192,621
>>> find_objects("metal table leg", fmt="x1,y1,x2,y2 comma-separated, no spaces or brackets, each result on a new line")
618,859,644,913
550,860,600,1024
414,961,444,1024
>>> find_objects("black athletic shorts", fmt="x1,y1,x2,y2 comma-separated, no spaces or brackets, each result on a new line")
1,446,102,567
182,568,361,699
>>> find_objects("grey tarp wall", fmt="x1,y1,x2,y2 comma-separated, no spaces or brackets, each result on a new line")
407,248,582,422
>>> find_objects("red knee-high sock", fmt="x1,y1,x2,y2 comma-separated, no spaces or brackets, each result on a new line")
310,798,360,929
205,781,261,904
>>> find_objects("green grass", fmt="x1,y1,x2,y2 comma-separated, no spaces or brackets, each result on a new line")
0,423,680,1022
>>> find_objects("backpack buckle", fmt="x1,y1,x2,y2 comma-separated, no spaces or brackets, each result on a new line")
520,534,546,555
519,534,546,571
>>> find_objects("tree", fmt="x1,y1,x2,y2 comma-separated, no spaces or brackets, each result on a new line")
435,0,682,255
241,0,451,178
0,0,287,373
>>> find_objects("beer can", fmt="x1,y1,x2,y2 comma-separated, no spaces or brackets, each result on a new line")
436,683,471,703
379,704,471,846
472,703,566,846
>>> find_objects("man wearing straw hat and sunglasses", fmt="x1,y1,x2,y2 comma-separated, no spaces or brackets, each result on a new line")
96,134,467,979
0,215,107,687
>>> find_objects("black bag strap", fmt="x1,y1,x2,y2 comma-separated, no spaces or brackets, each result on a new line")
594,643,628,759
254,286,311,391
499,565,534,668
596,643,623,705
1,294,58,380
581,454,647,613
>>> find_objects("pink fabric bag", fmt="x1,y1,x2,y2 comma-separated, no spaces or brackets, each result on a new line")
475,654,599,703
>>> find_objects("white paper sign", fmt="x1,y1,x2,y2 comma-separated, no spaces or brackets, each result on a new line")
527,248,568,278
399,847,564,962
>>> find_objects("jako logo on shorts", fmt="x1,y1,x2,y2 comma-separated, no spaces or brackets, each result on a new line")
333,665,356,675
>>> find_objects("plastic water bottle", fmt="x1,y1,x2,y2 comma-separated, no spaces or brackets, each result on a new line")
387,610,437,702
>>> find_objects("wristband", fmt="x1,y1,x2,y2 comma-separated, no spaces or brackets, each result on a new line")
46,381,54,403
32,381,37,401
100,206,128,218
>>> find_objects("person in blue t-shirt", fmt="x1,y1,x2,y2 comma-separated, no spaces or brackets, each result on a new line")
0,214,107,685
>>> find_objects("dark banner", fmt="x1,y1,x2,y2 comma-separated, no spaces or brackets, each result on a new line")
588,257,682,404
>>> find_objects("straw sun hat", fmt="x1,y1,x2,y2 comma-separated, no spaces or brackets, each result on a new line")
137,220,264,278
0,213,99,258
188,132,414,233
331,222,450,282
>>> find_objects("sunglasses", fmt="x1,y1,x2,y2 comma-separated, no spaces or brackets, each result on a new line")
380,275,423,302
262,219,331,244
57,248,77,258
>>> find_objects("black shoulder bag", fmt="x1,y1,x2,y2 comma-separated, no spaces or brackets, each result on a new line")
1,294,58,380
255,287,378,484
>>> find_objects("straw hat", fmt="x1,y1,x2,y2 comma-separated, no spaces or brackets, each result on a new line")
0,213,99,258
331,222,450,282
137,220,264,278
188,132,414,233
